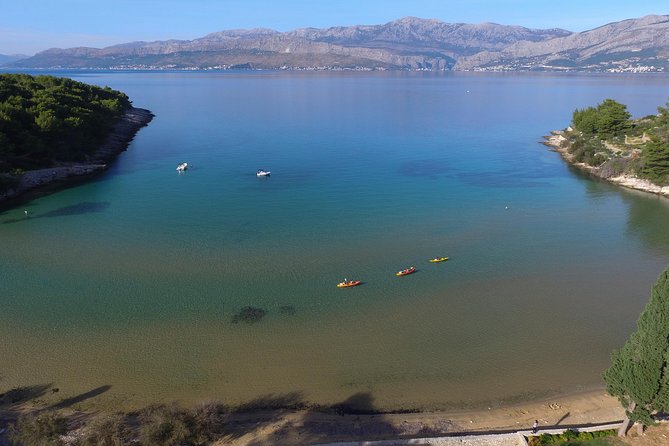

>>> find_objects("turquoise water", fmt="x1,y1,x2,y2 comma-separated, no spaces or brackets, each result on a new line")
2,71,669,410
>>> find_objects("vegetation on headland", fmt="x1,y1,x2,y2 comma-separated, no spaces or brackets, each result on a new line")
554,98,669,187
0,73,132,191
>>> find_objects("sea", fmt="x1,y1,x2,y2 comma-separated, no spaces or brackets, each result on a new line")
2,70,669,411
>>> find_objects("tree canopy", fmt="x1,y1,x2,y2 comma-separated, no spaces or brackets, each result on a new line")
572,99,631,137
603,266,669,430
0,73,131,172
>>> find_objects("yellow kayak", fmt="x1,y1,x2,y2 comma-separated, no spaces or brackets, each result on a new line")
429,257,449,263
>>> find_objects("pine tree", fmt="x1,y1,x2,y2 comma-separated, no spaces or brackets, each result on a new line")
642,134,669,185
603,266,669,435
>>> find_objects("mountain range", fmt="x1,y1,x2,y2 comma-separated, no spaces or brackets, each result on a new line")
6,15,669,72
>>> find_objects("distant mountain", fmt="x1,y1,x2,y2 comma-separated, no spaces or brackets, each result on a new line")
455,15,669,71
9,15,669,72
0,53,30,66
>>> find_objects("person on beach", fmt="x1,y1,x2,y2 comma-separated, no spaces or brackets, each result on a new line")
532,420,539,434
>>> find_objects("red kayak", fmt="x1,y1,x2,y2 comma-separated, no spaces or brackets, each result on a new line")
396,266,416,277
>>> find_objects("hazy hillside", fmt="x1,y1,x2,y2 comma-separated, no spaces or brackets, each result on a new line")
455,14,669,71
9,15,669,71
0,54,29,66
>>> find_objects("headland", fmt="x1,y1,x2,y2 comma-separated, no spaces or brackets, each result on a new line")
0,107,153,211
544,129,669,199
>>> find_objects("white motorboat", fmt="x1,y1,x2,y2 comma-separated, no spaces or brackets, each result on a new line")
176,162,188,172
256,169,271,177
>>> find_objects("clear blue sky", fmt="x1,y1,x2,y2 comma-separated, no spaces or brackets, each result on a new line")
2,0,667,55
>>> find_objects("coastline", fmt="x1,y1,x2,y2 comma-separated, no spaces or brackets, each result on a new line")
543,130,669,199
244,388,625,445
0,386,624,446
0,107,154,211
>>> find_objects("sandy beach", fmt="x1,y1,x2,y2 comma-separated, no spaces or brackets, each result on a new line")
210,389,625,445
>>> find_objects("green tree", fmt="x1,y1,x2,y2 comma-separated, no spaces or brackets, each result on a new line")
642,133,669,185
595,99,631,137
656,99,669,127
571,99,631,137
603,266,669,435
572,107,598,135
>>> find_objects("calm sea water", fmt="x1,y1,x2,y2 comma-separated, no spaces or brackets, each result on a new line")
2,71,669,411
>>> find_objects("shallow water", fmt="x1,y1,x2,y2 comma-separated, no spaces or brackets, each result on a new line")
2,71,669,411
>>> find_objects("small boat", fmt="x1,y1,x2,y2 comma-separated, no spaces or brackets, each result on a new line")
176,162,188,172
337,279,361,288
396,266,416,277
429,257,449,263
256,169,271,177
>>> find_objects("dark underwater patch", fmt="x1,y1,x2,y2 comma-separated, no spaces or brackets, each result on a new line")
231,306,267,324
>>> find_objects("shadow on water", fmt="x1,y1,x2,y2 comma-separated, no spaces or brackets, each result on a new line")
46,385,112,410
2,201,110,224
623,191,669,252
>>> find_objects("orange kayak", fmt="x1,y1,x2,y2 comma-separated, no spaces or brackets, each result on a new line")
337,280,361,288
396,266,416,277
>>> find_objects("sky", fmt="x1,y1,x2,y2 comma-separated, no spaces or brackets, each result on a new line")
2,0,668,55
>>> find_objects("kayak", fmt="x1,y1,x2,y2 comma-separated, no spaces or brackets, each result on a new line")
396,266,416,277
337,280,361,288
429,257,449,263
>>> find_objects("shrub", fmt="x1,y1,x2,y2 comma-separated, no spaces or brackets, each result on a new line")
528,429,616,446
9,411,68,446
597,158,628,178
76,413,131,446
187,402,226,445
139,405,190,446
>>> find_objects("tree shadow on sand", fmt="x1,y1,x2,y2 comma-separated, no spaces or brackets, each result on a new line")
229,392,455,446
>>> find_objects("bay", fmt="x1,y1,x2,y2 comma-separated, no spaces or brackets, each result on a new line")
2,70,669,411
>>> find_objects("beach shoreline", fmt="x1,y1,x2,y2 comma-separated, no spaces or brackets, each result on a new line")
0,386,625,445
0,107,154,212
220,387,625,444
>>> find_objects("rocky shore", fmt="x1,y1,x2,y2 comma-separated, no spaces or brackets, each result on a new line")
0,107,153,210
544,130,669,199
